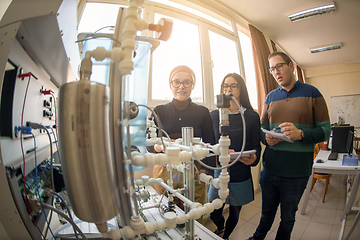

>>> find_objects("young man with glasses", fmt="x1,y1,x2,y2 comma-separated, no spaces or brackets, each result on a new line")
247,52,331,240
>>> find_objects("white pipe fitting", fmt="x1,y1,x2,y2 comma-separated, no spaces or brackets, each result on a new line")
149,127,157,138
178,151,192,163
211,178,220,189
199,173,213,184
217,136,231,200
131,152,169,167
160,181,194,208
163,212,177,229
175,164,186,173
192,147,210,160
109,47,123,63
165,147,181,165
101,195,226,239
212,144,220,155
130,216,145,231
218,174,230,200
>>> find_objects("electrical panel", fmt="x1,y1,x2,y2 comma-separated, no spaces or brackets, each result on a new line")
0,0,78,239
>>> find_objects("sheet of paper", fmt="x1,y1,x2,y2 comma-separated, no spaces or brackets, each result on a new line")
261,128,294,143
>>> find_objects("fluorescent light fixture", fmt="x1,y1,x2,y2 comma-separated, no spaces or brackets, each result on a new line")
288,2,336,22
310,43,342,53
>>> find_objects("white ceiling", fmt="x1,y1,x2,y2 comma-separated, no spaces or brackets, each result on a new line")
215,0,360,69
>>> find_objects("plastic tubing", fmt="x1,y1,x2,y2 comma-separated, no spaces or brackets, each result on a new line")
159,181,195,208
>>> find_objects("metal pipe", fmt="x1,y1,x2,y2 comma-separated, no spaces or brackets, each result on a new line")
123,74,140,218
159,182,194,208
182,127,195,239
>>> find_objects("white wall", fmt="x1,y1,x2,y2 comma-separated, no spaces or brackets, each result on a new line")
304,62,360,128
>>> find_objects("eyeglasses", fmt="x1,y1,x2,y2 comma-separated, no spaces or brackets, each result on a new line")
269,62,289,74
171,80,193,88
222,84,239,91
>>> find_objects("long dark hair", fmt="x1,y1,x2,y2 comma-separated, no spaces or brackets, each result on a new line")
220,73,253,110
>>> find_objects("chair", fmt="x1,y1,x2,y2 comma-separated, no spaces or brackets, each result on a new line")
311,143,332,203
310,173,332,203
355,136,360,155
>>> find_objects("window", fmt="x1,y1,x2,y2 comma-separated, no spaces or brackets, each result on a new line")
150,0,232,31
78,3,121,33
77,3,122,85
151,13,203,102
77,1,259,111
238,30,258,109
208,30,240,103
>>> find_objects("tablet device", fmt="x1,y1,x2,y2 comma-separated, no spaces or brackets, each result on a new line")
230,149,256,159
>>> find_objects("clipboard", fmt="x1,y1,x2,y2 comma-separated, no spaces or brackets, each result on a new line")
261,128,294,143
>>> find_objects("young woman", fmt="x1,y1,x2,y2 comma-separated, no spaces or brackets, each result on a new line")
150,65,215,222
208,73,261,239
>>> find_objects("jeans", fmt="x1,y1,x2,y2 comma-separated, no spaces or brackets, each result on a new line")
253,169,309,240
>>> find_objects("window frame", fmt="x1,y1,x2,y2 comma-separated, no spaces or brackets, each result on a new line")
144,2,250,111
77,1,257,111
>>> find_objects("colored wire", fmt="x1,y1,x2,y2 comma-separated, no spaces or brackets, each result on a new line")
49,127,61,163
31,133,56,239
50,93,58,140
42,203,87,239
20,75,46,239
42,126,54,191
47,189,79,240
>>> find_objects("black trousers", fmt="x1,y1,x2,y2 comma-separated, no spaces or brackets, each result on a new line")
210,203,242,239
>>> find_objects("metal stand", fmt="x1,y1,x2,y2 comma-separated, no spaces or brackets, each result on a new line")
182,127,195,240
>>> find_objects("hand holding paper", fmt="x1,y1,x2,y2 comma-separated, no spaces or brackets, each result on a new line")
261,127,294,143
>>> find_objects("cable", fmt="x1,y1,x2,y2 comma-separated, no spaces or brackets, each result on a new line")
31,133,56,240
42,203,87,239
185,150,201,184
94,25,115,33
75,35,121,45
192,96,247,171
27,122,55,193
50,93,58,140
48,219,118,240
155,126,171,147
19,74,46,239
138,104,167,151
47,189,79,240
158,189,167,216
44,126,55,191
48,126,61,163
43,201,53,239
48,219,83,240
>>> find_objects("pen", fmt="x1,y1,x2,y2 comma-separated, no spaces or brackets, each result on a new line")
273,127,281,131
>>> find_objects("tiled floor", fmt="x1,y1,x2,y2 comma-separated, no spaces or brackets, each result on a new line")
204,174,360,240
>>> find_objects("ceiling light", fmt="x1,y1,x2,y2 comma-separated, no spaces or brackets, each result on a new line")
288,2,336,22
310,43,342,53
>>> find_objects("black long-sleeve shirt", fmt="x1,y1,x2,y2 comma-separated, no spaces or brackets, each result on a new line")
153,98,215,145
211,108,261,182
